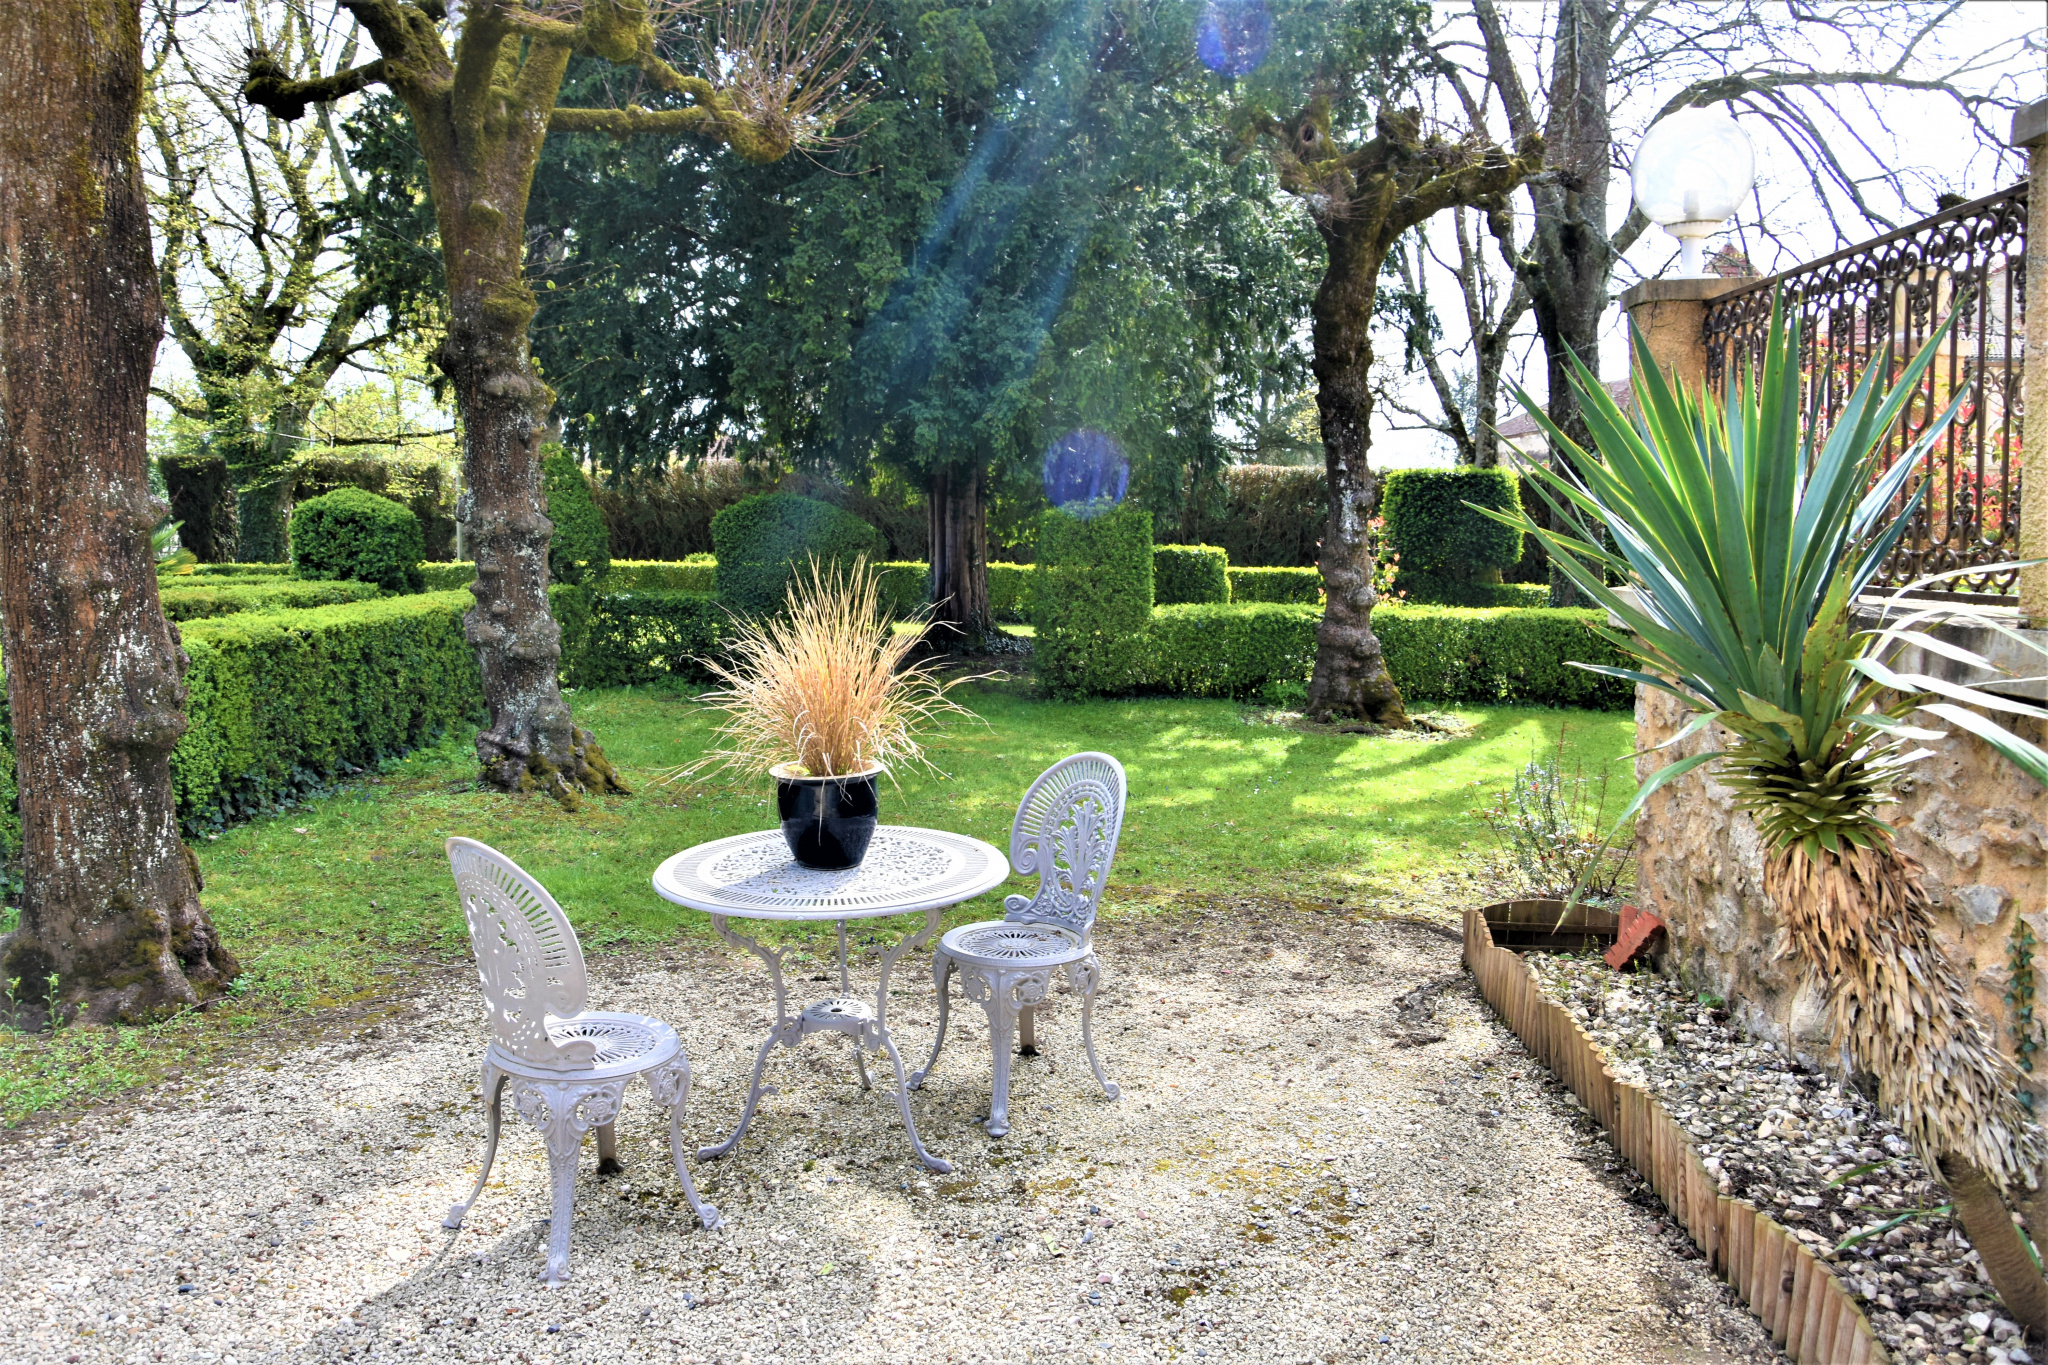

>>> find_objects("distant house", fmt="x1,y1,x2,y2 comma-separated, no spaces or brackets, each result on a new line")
1492,378,1636,465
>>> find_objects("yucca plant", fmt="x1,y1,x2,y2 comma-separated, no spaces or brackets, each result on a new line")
1499,293,2048,1332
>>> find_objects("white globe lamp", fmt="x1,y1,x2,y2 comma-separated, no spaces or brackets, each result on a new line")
1631,106,1756,277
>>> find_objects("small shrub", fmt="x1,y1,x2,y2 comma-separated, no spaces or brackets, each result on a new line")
542,445,612,586
1228,566,1322,604
1379,468,1522,587
1033,502,1154,696
289,487,425,594
711,494,886,616
1153,545,1230,605
1475,728,1636,902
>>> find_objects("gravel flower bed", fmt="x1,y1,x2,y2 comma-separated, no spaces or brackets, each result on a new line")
0,904,1781,1364
1528,950,2031,1365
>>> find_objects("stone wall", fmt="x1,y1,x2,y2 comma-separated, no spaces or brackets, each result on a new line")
1633,684,2048,1068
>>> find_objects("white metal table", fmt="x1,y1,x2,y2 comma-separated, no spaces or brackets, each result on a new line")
652,825,1009,1174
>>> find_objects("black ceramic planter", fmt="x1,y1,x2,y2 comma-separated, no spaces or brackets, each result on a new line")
773,764,880,870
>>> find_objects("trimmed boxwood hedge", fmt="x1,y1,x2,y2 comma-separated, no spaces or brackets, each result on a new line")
290,487,426,594
1399,581,1551,609
1227,566,1322,604
417,557,721,595
1130,602,1632,708
711,493,886,614
159,579,383,621
172,590,484,830
178,562,294,578
1153,545,1230,605
567,591,728,689
1033,502,1154,696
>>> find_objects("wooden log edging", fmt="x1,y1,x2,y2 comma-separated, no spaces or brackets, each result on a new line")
1463,908,1890,1364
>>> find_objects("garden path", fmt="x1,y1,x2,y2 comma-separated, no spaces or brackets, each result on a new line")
2,904,1781,1365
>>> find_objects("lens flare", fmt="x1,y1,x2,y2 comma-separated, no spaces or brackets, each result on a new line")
1197,0,1272,77
1043,429,1129,519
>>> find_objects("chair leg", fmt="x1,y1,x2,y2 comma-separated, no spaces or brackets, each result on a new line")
907,949,954,1091
509,1079,626,1287
985,987,1018,1138
595,1123,622,1176
648,1060,723,1231
1070,956,1121,1102
444,1067,507,1230
1018,1005,1039,1057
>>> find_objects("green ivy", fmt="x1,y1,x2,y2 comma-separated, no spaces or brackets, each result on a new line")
1033,502,1154,696
1153,545,1230,605
1226,566,1323,604
289,488,425,594
158,579,383,622
711,494,886,615
1380,468,1523,583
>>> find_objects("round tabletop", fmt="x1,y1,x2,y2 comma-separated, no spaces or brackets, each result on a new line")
652,826,1011,922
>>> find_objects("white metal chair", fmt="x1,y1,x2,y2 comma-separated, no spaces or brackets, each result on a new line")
908,753,1125,1136
441,837,720,1286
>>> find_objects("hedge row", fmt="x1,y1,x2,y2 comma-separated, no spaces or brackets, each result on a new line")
177,562,294,578
565,591,726,689
173,590,485,830
1227,566,1322,604
159,579,383,622
1130,602,1631,709
1153,545,1229,605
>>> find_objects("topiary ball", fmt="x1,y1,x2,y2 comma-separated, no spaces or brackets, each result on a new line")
289,487,425,594
710,493,886,615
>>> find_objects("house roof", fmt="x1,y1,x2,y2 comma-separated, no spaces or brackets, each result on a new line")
1494,378,1635,441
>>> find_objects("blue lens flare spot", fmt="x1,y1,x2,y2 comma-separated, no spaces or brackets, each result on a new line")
1043,429,1129,519
1197,0,1272,76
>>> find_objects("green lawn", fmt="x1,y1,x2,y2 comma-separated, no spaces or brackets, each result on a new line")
0,683,1633,1120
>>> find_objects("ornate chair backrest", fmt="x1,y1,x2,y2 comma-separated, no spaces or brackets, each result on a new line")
1003,753,1126,942
446,837,596,1071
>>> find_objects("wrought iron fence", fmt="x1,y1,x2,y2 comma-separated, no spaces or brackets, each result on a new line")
1701,183,2027,596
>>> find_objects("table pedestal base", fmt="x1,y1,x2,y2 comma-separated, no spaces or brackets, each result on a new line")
701,910,952,1174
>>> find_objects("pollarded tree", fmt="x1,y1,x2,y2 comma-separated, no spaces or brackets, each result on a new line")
0,0,241,1024
242,0,865,802
1225,0,1539,725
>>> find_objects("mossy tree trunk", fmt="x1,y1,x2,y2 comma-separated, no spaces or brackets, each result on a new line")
246,0,849,801
0,0,238,1024
1237,107,1536,724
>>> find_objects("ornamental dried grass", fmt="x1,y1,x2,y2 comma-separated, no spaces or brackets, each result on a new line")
674,556,978,782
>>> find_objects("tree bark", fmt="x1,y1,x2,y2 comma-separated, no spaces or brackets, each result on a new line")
1475,0,1614,605
0,0,238,1025
389,37,622,805
1939,1155,2048,1342
1303,223,1409,725
925,464,991,649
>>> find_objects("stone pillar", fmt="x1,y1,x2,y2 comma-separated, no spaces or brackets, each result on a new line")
1615,277,1757,396
2016,98,2048,627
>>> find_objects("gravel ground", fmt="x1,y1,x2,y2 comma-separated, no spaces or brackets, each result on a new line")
1530,950,2030,1365
2,904,1780,1365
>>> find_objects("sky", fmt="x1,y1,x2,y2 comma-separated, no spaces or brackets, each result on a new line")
1368,0,2047,467
146,1,2048,474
